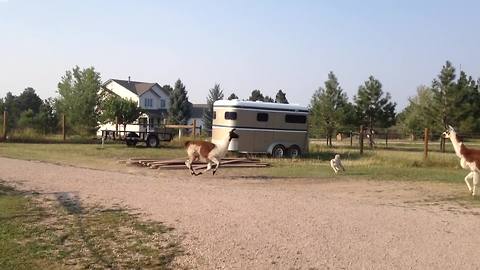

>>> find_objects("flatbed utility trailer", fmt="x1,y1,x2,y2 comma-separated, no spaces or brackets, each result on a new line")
101,128,173,147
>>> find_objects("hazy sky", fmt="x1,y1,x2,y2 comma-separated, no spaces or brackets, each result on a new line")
1,0,479,109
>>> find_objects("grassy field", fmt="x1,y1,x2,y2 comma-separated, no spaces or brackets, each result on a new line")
0,140,468,184
0,181,182,269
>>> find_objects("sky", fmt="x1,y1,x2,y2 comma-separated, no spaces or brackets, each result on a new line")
1,0,479,109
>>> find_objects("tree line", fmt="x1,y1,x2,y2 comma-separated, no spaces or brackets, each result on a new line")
1,61,478,138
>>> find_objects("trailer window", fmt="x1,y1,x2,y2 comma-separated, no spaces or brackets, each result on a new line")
213,111,216,119
285,114,306,123
225,112,237,120
257,113,268,122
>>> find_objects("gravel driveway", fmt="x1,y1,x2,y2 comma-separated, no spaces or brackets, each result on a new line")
1,156,480,269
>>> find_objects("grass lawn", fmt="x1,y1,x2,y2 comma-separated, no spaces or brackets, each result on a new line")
0,140,469,184
0,181,182,269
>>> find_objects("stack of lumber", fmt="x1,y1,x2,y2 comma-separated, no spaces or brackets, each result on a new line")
126,157,269,170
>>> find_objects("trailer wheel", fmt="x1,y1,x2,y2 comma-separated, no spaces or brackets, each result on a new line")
126,132,139,147
287,145,301,158
146,135,159,148
126,139,137,147
271,144,286,158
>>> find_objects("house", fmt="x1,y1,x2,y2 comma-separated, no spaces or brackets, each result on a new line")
98,77,208,136
187,104,207,135
98,77,171,135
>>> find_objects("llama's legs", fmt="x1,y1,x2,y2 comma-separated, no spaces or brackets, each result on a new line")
211,157,220,175
464,172,474,192
185,157,202,176
472,172,479,196
203,161,213,173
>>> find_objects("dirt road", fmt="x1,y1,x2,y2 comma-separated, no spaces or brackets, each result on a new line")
1,156,479,269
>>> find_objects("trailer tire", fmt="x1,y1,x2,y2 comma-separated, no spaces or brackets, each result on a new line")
287,145,301,158
271,144,286,158
146,135,159,148
126,139,137,147
126,132,139,147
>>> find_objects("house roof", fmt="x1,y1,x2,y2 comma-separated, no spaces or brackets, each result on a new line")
191,103,208,119
109,79,160,96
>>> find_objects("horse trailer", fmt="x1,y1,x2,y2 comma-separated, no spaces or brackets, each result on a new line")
212,100,309,158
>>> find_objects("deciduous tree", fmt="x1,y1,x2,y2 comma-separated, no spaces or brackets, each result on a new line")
57,66,102,135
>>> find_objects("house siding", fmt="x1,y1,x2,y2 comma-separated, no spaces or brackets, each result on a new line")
105,81,139,104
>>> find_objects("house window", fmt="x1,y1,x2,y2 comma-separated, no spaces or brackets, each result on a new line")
160,99,166,108
257,113,268,122
224,111,237,120
285,114,306,123
144,98,153,107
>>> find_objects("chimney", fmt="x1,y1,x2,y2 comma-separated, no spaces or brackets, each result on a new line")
128,76,131,83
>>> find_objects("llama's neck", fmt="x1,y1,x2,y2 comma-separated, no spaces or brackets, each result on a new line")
449,133,463,158
215,137,231,157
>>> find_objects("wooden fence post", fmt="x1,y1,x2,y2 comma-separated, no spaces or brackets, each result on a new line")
359,125,364,155
3,110,7,140
350,131,353,147
385,129,388,148
62,114,66,141
424,128,429,160
192,120,197,139
115,116,119,137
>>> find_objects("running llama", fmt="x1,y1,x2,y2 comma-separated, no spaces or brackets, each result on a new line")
442,125,480,196
184,129,239,176
330,154,345,174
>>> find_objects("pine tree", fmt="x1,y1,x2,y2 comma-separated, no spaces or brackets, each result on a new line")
3,92,19,128
354,75,396,146
264,96,274,102
431,61,456,129
398,85,437,136
162,84,173,94
275,90,289,104
203,84,224,132
168,79,191,124
309,72,350,146
227,93,238,100
16,87,43,114
248,90,264,101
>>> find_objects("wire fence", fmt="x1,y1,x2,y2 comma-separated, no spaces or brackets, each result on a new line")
0,111,203,144
2,110,480,158
310,126,480,156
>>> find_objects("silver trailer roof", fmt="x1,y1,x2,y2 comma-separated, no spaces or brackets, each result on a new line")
213,100,308,113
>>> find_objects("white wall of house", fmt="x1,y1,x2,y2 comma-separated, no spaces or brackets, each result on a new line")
139,86,170,110
104,81,139,104
152,85,170,108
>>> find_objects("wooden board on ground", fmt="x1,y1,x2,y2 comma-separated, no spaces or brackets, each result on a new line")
126,157,269,170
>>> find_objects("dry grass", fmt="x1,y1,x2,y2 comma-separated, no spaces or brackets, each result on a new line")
0,181,183,269
0,140,470,183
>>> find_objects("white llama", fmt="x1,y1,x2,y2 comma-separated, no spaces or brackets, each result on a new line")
330,154,345,174
442,125,480,196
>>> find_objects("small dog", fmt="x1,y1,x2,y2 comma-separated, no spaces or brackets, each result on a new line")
330,154,345,174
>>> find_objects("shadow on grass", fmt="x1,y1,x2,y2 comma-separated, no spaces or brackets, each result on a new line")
53,192,115,268
51,191,183,269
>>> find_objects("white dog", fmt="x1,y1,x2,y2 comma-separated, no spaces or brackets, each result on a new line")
330,154,345,174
